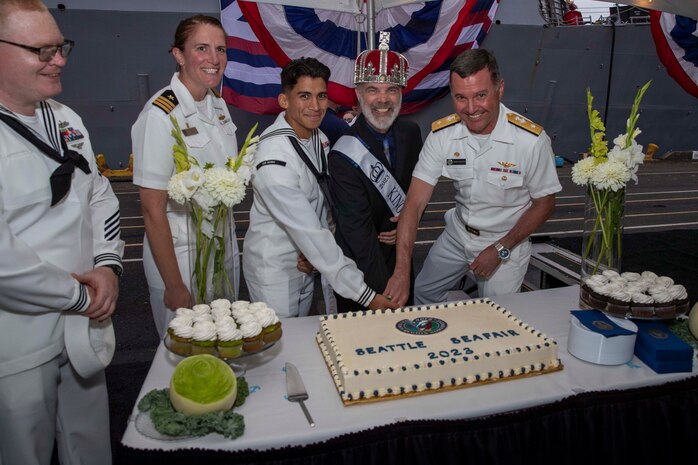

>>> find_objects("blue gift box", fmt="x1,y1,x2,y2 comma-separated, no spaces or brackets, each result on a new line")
635,344,693,373
633,321,694,373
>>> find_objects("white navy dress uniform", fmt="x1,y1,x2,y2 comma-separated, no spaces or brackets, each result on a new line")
413,104,562,303
132,73,240,337
0,101,124,465
243,113,376,318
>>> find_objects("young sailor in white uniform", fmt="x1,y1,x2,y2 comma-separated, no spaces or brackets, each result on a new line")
0,2,124,464
243,57,395,317
132,15,240,337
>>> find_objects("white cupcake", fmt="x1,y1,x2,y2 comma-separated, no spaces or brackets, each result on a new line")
191,321,217,355
175,307,195,318
239,321,263,352
210,298,232,310
216,321,243,359
192,304,211,314
211,306,231,321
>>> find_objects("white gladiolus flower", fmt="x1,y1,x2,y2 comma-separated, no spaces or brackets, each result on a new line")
613,133,627,148
607,145,632,168
628,140,644,165
236,165,252,184
193,183,217,216
183,165,205,191
571,156,596,186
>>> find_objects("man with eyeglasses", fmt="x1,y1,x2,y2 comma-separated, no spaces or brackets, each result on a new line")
0,1,123,464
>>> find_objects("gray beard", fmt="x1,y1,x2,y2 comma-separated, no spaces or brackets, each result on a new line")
357,94,400,132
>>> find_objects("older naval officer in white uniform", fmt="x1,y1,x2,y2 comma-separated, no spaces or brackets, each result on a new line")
132,15,240,337
386,49,561,306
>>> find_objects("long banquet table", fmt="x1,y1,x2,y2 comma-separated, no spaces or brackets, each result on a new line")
120,285,698,464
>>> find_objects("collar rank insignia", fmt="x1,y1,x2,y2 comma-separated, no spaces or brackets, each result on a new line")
506,112,543,136
152,89,178,114
431,113,461,133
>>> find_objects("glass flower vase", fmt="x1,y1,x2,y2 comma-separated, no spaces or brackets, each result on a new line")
579,186,625,308
187,203,236,305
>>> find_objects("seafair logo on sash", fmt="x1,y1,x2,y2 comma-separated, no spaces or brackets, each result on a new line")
396,317,448,335
332,135,406,216
333,135,406,216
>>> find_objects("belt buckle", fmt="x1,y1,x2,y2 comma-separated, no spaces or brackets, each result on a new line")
465,224,480,236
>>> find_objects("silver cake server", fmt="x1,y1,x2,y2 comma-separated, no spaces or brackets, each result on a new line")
285,362,315,427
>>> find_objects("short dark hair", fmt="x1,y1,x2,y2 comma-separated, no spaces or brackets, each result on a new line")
172,15,225,51
450,49,501,86
280,57,330,93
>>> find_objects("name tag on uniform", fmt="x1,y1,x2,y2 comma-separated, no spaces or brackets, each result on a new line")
447,159,467,166
182,127,199,136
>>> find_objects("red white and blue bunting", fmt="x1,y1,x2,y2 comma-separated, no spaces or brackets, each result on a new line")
221,0,500,114
650,10,698,98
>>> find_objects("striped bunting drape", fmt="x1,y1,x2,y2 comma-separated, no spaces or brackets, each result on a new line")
221,0,500,114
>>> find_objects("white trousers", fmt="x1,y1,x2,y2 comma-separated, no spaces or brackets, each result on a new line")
415,211,531,305
0,352,111,465
245,273,315,318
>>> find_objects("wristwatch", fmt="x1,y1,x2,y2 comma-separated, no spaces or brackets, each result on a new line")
101,264,123,277
494,242,511,261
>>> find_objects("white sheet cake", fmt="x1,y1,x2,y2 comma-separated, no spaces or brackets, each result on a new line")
316,299,561,404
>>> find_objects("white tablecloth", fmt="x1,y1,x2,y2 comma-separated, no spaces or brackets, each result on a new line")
121,285,697,451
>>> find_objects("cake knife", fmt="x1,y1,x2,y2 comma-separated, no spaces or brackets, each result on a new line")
285,362,315,427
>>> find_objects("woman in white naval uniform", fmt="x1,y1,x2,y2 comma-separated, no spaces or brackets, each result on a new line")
132,15,239,337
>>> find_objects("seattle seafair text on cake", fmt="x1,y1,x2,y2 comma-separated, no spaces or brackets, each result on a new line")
354,329,522,357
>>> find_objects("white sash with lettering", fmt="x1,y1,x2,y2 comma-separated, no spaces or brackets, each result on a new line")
332,135,406,216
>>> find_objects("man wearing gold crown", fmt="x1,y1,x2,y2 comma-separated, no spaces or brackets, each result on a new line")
328,32,423,312
386,49,562,306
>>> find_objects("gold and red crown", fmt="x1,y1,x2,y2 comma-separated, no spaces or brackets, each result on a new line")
354,31,408,88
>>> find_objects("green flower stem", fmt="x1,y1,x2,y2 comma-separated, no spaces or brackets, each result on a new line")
582,186,625,276
190,203,235,304
231,123,258,172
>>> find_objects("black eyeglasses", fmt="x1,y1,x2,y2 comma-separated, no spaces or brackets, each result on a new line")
0,39,74,61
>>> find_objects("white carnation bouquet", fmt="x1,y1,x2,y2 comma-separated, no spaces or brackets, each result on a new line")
167,115,258,303
571,81,650,276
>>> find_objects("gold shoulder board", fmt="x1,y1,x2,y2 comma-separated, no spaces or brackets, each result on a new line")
152,89,178,114
431,113,461,133
507,112,543,136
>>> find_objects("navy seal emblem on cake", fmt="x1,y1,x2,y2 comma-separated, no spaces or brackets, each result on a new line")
396,317,447,335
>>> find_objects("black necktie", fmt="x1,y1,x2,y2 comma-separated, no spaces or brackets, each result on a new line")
0,112,91,206
288,136,335,213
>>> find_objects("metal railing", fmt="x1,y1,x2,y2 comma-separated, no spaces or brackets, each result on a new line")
538,1,650,26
